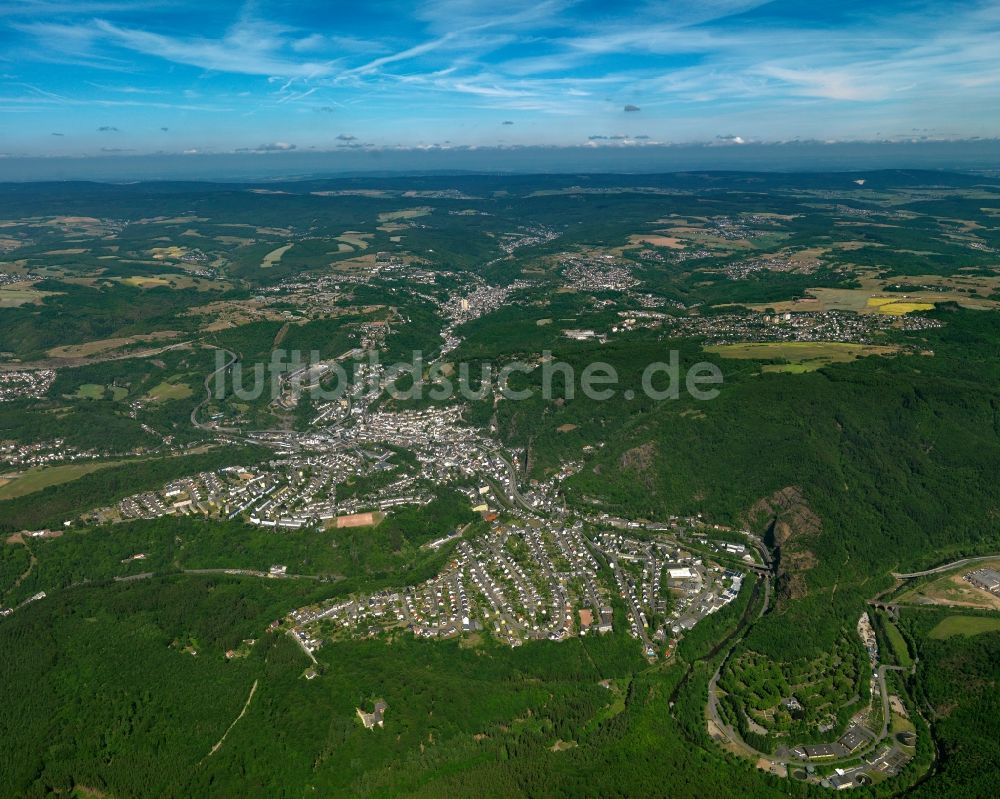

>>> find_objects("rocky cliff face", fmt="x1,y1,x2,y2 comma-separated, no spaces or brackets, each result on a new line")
748,485,821,605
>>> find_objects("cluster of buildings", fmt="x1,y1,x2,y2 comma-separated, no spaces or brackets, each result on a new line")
111,444,425,529
257,275,351,319
633,293,687,310
437,278,531,356
797,737,911,790
356,700,388,729
663,309,941,345
635,246,713,263
372,260,439,285
105,406,512,529
793,723,876,762
706,214,781,241
776,611,914,789
965,567,1000,594
597,532,744,656
286,503,750,657
748,612,914,790
828,204,891,220
610,309,671,335
0,369,55,401
722,254,820,280
561,255,639,292
1,437,98,469
0,271,38,286
498,225,559,254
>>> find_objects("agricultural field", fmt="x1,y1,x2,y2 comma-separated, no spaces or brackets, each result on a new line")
377,207,431,222
260,243,294,268
703,341,903,373
0,284,59,307
749,271,1000,315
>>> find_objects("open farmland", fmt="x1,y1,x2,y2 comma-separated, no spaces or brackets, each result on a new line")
261,243,294,268
703,341,903,372
45,332,184,359
750,271,1000,315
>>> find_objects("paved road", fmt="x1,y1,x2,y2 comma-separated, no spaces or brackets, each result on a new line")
892,553,1000,579
495,452,536,513
191,347,238,431
0,339,192,372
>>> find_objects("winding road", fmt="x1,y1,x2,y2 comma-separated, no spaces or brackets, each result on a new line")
191,347,238,431
701,551,1000,779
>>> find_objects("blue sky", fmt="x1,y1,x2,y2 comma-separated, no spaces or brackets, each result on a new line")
1,0,999,158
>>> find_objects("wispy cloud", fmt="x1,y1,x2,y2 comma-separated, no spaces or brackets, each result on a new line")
92,17,337,77
340,34,456,78
4,0,1000,153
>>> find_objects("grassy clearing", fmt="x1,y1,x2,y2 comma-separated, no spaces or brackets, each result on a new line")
73,383,106,400
0,461,125,500
336,232,373,250
0,287,61,307
46,332,182,359
927,615,1000,639
883,618,912,667
627,233,685,249
762,363,815,374
261,243,294,268
705,341,901,372
377,208,430,222
121,276,172,287
146,381,193,401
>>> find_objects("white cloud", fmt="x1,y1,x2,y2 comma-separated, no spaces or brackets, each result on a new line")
5,0,1000,148
91,17,337,78
756,66,889,102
